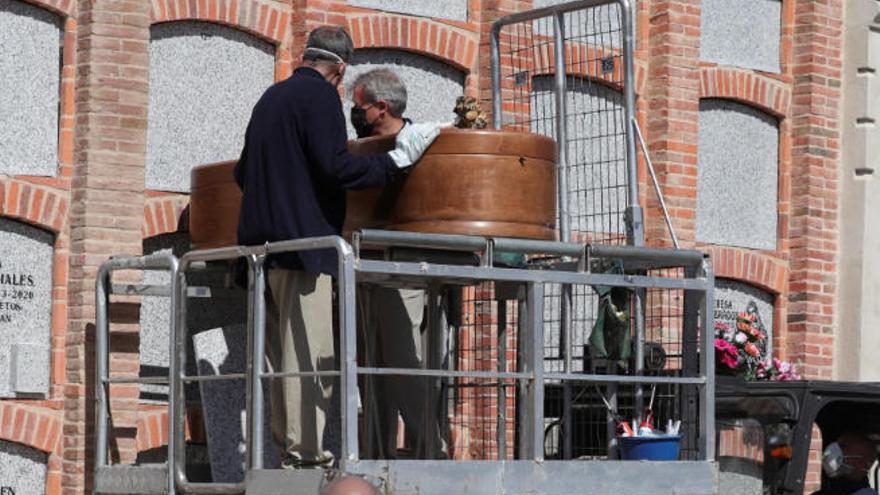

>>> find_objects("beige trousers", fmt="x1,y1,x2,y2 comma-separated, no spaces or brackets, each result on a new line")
265,269,335,466
361,286,446,459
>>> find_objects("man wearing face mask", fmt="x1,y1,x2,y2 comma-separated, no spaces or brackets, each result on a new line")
234,26,442,469
814,431,879,495
348,68,447,460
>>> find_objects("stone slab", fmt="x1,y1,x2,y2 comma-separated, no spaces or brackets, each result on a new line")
345,49,465,138
193,325,280,482
0,440,48,495
531,75,627,238
146,21,275,193
697,99,779,251
700,0,781,73
347,0,467,22
0,218,54,398
0,0,62,176
11,342,49,395
714,278,774,357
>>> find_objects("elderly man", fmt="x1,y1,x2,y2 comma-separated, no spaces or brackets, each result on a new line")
349,68,447,460
815,431,879,495
235,27,441,469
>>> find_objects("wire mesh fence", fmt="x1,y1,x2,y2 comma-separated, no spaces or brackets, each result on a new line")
495,2,630,246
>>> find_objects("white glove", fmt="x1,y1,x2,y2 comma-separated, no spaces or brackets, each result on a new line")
387,122,448,169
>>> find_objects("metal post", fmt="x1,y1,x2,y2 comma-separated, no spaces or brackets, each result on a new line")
172,266,189,490
699,258,716,460
94,266,111,471
620,0,644,247
552,9,576,461
249,254,267,470
166,259,180,495
633,288,646,423
518,282,544,461
497,297,508,459
339,243,360,466
424,283,444,459
491,24,503,129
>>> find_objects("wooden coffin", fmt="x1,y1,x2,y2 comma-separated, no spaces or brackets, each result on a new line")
189,129,557,250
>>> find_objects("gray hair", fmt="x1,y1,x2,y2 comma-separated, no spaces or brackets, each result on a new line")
304,26,354,64
352,68,407,118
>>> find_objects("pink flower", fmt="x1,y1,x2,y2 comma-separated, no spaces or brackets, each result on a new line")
715,339,739,369
744,342,760,357
734,332,748,344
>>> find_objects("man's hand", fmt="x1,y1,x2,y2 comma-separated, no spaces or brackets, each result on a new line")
387,122,448,169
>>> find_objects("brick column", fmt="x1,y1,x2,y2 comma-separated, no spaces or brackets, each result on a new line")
786,0,843,380
644,0,701,248
65,0,149,491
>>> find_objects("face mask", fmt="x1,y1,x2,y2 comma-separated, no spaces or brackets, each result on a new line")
350,106,375,138
823,442,860,478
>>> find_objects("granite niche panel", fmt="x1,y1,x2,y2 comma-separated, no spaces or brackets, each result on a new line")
0,218,53,398
700,0,782,73
345,49,465,139
0,0,62,176
714,278,775,357
139,233,280,481
146,21,275,193
346,0,467,22
697,99,779,251
530,75,627,238
0,440,48,495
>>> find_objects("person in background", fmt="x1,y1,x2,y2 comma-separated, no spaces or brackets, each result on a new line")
234,26,442,469
814,431,879,495
349,68,447,460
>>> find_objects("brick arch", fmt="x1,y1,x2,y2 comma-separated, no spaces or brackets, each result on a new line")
136,407,203,452
0,179,68,234
702,245,787,295
150,0,288,44
0,402,63,454
18,0,74,17
531,42,646,95
347,15,477,72
143,195,189,238
700,67,791,119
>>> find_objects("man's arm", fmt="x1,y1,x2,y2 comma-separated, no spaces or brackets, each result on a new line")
302,85,398,190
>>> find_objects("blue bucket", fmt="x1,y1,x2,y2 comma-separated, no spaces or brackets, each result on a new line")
618,434,682,460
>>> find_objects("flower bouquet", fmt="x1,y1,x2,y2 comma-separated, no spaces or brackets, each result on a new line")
714,311,800,381
755,357,802,381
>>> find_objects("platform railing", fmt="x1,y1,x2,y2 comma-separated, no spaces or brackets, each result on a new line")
94,232,716,494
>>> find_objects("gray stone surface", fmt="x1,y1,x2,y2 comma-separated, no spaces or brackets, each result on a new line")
193,325,280,482
345,49,465,138
11,343,49,394
139,234,191,402
146,21,275,193
347,0,467,22
0,440,48,495
0,0,62,176
139,234,279,479
697,99,779,251
700,0,781,73
531,76,627,238
714,278,774,357
531,0,627,48
0,218,54,398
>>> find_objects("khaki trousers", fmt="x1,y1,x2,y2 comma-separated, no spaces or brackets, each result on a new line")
360,286,446,459
265,269,334,466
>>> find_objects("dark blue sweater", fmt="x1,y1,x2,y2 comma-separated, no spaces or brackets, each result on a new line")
234,67,397,275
